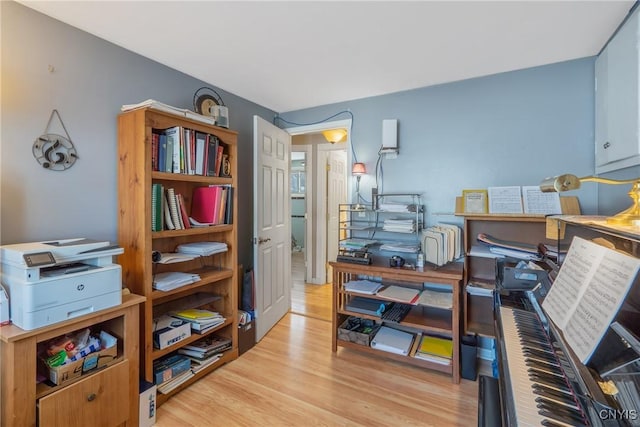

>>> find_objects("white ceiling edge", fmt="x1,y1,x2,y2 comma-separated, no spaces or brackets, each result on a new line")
17,0,637,112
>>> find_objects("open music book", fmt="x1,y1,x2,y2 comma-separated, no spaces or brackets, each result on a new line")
542,236,640,363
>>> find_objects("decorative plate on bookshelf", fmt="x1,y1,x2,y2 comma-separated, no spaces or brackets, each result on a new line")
193,87,223,117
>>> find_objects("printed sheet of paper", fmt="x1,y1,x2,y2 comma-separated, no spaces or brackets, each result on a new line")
542,236,640,363
522,186,562,214
488,186,523,214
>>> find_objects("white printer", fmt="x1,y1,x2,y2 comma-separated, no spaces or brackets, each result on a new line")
0,238,124,330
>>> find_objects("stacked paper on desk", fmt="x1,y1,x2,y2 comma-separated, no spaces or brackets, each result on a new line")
177,241,228,256
371,326,415,356
153,272,200,291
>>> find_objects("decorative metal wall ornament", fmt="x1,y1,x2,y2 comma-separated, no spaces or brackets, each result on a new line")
32,109,78,171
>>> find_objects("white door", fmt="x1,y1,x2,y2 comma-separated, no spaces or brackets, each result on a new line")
326,150,347,281
253,116,291,341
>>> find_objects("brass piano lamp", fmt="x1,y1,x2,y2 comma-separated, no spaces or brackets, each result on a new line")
540,174,640,227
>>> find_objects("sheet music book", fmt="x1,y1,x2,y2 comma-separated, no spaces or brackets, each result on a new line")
542,236,640,363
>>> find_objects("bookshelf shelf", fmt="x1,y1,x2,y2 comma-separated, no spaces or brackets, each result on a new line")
330,260,463,383
152,170,233,184
118,107,238,405
152,224,234,239
150,317,234,361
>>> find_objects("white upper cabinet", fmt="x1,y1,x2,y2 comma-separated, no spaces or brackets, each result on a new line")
595,8,640,174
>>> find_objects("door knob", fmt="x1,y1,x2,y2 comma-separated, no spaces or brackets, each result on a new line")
258,237,271,244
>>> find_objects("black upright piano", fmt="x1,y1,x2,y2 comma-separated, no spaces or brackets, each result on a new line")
480,218,640,427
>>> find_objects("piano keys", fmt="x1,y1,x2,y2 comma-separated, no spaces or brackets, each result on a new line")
497,305,589,426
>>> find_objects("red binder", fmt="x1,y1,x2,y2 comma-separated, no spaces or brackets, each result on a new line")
191,186,220,224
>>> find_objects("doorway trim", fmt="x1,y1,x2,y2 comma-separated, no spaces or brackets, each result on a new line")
285,119,352,284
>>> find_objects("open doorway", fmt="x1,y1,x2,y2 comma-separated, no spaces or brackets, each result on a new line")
288,123,350,321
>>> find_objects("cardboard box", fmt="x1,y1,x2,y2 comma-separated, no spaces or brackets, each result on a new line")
153,315,191,349
139,380,157,427
47,343,118,386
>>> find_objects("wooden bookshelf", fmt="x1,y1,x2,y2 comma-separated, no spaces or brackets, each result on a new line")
117,107,238,405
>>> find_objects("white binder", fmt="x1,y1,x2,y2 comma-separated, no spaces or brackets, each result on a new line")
370,326,415,356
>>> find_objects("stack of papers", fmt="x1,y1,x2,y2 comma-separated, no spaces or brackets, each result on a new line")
339,238,378,250
121,99,216,126
379,242,420,253
415,289,453,310
153,272,201,291
177,241,228,256
344,279,383,295
378,203,419,213
477,233,541,261
376,285,420,304
171,309,226,334
177,334,231,360
382,218,416,233
152,251,199,264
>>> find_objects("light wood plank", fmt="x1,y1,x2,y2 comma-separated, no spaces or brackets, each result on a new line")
156,313,478,426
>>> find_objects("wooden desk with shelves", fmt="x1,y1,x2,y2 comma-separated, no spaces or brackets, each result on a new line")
330,260,463,383
0,293,144,427
458,214,556,337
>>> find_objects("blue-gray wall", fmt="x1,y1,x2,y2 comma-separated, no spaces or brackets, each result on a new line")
281,59,602,225
1,1,275,270
3,0,637,272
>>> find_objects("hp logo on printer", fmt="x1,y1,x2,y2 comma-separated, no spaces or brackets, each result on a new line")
77,284,85,291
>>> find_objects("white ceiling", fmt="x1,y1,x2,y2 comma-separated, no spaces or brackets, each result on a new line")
20,1,636,113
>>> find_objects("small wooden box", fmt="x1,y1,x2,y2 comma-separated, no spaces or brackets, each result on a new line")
338,317,380,346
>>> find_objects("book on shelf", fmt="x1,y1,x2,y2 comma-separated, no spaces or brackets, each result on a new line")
151,131,159,171
180,334,232,354
191,185,233,225
206,135,219,176
163,126,181,174
173,308,221,321
151,183,164,232
156,369,195,395
166,188,182,230
177,192,191,229
344,279,383,295
214,144,224,176
195,132,207,175
163,195,175,230
225,186,234,224
416,335,453,359
188,353,223,373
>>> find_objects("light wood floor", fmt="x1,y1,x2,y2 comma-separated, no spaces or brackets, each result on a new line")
155,252,479,425
155,313,479,426
290,251,332,321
